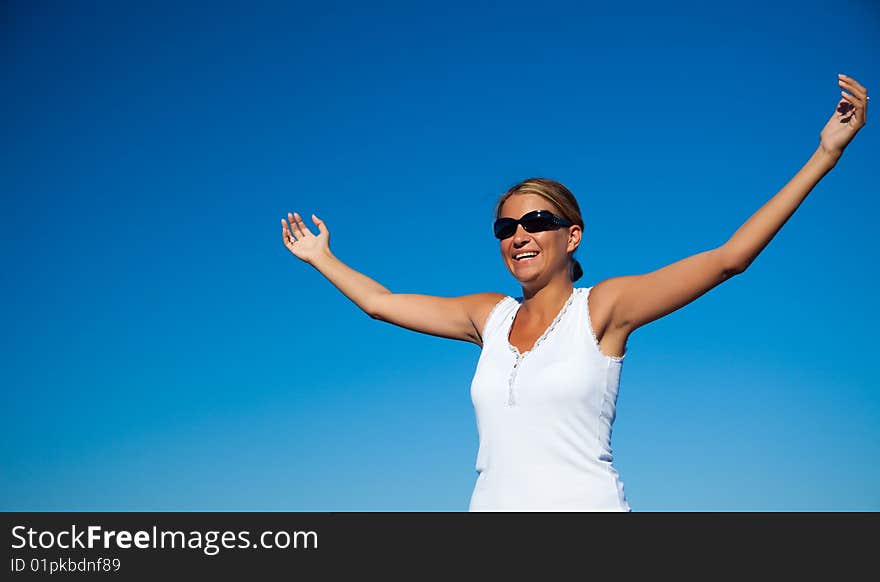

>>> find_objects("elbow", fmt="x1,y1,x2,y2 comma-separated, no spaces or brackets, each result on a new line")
722,262,748,279
724,261,748,277
366,292,390,320
716,246,750,277
729,256,752,276
366,303,382,320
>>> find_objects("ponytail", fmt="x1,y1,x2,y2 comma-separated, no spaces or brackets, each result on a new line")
571,258,583,283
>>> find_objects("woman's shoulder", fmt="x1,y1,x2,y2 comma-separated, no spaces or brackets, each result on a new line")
467,292,513,347
472,291,512,324
579,279,622,342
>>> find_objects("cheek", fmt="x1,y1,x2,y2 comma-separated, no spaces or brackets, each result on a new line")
538,235,567,261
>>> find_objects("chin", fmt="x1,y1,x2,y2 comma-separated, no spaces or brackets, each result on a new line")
510,267,543,284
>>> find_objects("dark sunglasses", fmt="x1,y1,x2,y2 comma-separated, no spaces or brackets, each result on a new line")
493,210,573,240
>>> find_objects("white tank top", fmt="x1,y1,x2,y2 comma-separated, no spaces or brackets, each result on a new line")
468,286,631,511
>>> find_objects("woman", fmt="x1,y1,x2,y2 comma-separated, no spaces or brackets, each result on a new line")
281,74,868,511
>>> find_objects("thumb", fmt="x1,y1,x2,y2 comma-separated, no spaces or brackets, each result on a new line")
312,213,328,235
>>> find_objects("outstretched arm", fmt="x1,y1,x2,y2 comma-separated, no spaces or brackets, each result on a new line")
722,74,868,272
281,211,502,346
604,73,869,334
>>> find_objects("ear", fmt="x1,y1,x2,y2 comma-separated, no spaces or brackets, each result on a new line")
566,225,582,253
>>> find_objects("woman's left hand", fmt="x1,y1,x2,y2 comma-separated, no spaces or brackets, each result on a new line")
819,73,869,159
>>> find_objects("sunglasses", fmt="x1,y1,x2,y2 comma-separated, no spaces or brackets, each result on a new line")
493,210,573,240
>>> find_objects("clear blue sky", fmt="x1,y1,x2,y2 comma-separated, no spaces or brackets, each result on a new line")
2,0,877,511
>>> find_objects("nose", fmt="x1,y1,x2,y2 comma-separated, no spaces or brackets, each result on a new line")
511,224,532,246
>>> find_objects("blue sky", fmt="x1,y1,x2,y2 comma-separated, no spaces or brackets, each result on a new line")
2,0,877,511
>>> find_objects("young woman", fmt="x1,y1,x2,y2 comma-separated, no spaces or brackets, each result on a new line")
281,73,868,511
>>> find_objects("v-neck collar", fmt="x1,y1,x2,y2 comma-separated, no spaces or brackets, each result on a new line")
506,287,579,357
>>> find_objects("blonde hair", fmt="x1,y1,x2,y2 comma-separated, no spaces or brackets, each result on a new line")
495,177,585,282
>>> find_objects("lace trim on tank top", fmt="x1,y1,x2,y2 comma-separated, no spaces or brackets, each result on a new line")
504,287,578,406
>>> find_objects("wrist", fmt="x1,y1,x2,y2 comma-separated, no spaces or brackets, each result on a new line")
816,142,843,167
310,249,335,269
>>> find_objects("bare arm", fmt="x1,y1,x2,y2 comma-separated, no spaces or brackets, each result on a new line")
717,145,837,274
722,73,868,272
601,146,835,334
306,247,391,317
282,211,502,346
366,290,506,345
310,250,501,344
604,74,869,334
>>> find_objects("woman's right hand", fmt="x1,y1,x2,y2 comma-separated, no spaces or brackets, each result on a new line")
281,211,330,264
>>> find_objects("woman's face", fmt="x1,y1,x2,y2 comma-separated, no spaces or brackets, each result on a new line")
498,194,580,285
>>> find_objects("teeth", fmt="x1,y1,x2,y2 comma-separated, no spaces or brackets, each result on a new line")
515,252,538,260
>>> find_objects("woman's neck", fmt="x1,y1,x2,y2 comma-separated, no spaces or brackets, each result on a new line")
519,277,575,321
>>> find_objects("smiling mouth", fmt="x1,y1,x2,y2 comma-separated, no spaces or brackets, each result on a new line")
513,251,539,262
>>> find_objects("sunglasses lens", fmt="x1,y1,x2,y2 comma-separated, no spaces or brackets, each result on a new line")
522,213,556,233
494,219,517,239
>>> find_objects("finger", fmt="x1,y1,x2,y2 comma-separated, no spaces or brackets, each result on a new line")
840,91,861,109
838,78,865,99
838,74,867,95
839,76,869,111
311,213,328,236
292,211,315,238
839,93,862,122
840,91,861,110
839,78,866,102
286,213,299,241
289,212,302,239
282,219,295,246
